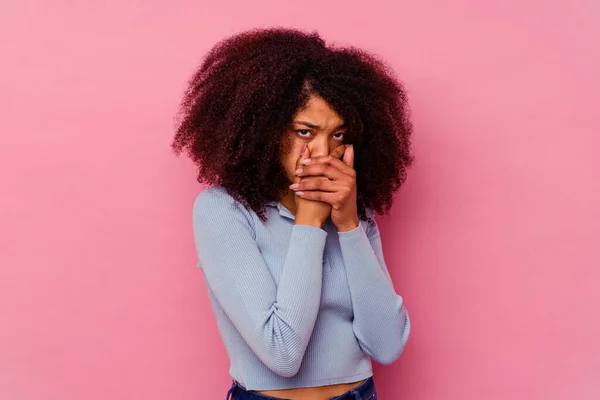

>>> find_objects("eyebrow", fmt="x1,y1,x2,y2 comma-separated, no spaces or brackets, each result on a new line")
293,120,348,130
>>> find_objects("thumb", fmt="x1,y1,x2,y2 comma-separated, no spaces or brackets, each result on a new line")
342,144,354,168
329,144,347,160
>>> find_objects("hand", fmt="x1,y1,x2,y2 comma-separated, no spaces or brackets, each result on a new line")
292,144,332,228
289,144,359,232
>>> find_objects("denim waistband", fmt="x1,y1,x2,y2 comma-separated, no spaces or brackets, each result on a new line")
225,376,376,400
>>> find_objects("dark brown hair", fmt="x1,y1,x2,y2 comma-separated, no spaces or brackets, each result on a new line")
173,27,414,222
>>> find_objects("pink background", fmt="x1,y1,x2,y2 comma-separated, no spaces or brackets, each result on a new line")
1,1,599,399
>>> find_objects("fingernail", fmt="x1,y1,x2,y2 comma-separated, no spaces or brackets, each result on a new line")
300,159,311,165
295,191,304,196
289,183,299,189
294,168,303,175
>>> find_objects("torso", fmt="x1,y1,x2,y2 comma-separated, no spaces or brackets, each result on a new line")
256,378,367,399
197,187,375,393
256,200,367,398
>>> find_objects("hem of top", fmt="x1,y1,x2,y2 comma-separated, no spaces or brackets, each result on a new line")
238,369,374,391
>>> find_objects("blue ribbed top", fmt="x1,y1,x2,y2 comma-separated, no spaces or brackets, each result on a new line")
192,185,410,390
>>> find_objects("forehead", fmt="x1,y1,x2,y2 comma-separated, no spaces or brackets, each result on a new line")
292,95,344,125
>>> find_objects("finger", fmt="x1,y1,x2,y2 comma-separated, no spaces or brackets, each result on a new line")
294,143,310,185
294,190,347,210
329,144,347,160
298,145,345,167
342,144,354,169
290,178,346,193
299,155,356,179
296,163,348,181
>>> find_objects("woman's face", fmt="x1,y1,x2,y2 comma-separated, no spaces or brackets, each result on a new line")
279,94,347,184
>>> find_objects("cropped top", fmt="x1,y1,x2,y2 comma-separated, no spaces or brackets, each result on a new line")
192,185,410,390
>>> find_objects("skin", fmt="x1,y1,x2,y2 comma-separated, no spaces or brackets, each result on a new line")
257,95,365,398
278,94,360,232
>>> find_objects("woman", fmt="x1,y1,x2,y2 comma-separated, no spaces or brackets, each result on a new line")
173,27,414,400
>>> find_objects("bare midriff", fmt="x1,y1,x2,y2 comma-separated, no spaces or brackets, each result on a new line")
255,378,367,400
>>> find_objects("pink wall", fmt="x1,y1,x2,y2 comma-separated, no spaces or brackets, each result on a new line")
1,1,599,399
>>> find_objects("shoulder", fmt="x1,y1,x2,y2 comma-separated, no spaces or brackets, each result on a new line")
193,185,256,233
361,206,379,237
364,207,376,219
359,206,376,223
193,185,237,212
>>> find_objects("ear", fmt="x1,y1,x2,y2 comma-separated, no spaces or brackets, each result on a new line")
342,144,354,168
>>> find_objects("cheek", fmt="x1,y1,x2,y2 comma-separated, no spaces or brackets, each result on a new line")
279,137,303,179
287,143,304,171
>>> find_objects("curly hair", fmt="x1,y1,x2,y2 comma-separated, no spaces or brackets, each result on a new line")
173,27,414,222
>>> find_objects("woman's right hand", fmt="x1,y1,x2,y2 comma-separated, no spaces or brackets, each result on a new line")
293,144,347,228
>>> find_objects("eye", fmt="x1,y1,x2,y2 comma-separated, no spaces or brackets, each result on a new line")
333,132,345,140
296,129,312,138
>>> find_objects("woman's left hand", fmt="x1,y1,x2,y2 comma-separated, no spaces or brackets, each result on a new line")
289,144,359,232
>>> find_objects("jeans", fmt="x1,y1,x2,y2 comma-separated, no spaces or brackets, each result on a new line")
225,376,377,400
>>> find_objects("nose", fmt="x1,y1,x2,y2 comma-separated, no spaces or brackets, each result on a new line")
308,138,329,158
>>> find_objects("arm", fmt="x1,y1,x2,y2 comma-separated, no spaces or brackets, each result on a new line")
193,187,327,377
337,210,410,364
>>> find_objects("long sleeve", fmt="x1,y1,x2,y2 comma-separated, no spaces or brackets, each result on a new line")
192,188,327,377
337,211,410,364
